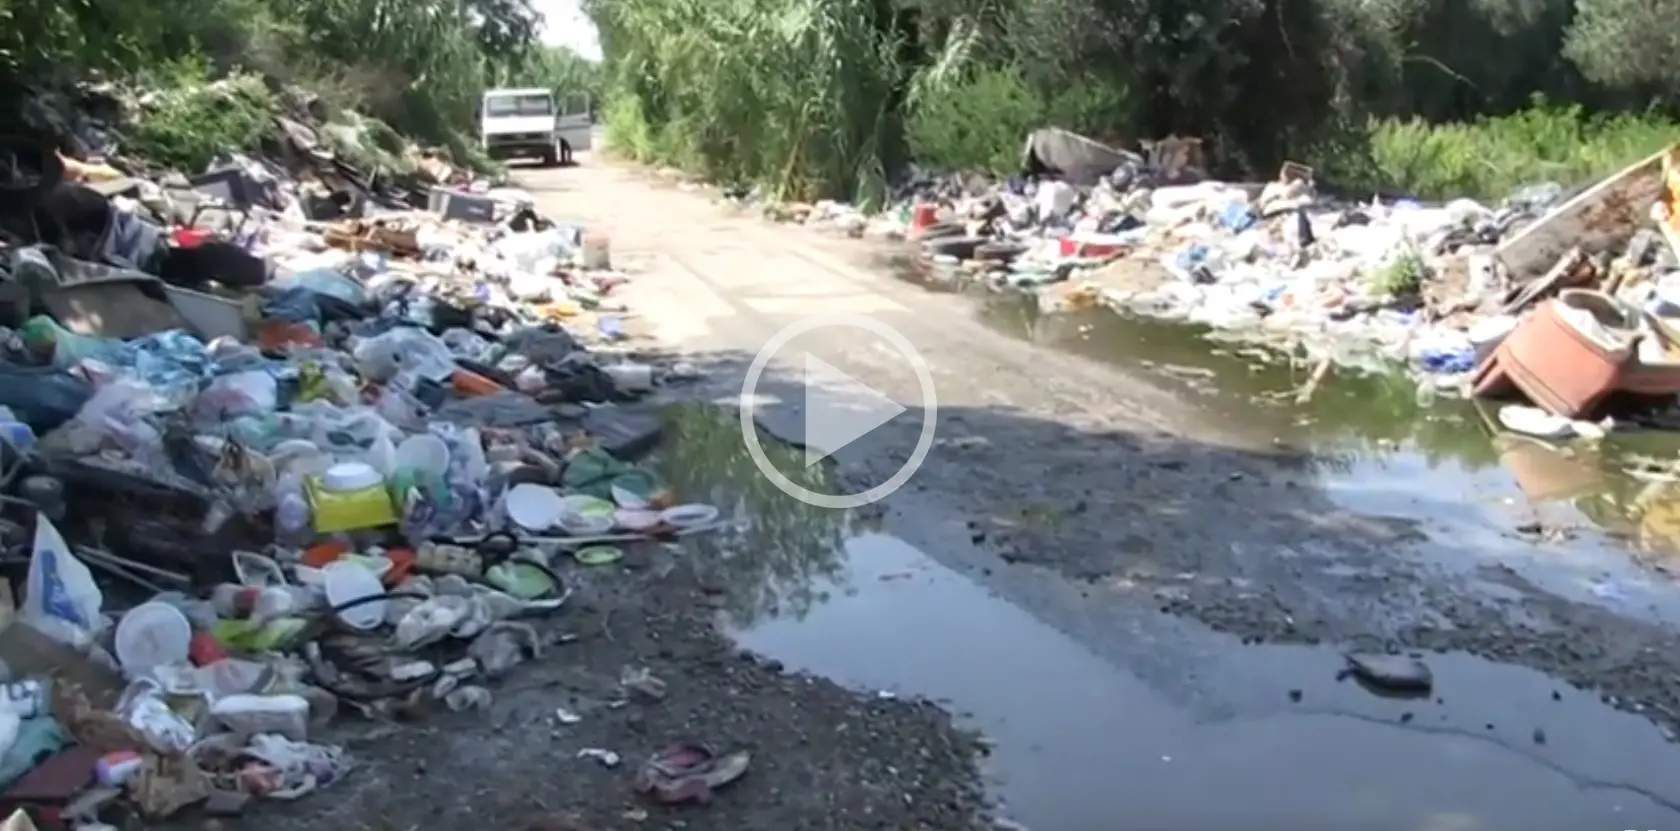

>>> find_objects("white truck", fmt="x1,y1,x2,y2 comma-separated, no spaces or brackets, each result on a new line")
478,87,593,166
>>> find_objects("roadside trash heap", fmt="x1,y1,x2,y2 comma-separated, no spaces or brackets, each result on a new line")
0,101,734,827
775,129,1680,411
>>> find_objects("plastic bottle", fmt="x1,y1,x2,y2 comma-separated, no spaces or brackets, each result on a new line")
274,473,314,548
19,316,119,370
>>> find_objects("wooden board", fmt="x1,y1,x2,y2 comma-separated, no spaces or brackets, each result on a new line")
1496,142,1675,282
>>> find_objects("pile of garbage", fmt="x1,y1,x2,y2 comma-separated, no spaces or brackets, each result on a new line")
0,99,711,827
776,129,1680,406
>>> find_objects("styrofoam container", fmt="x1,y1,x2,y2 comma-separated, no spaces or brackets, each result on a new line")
322,560,387,630
114,602,192,675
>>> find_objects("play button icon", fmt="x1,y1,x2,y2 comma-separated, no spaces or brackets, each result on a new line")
798,353,909,468
741,313,939,510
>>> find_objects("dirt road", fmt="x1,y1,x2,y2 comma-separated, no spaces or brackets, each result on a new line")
254,154,1680,831
511,156,1680,825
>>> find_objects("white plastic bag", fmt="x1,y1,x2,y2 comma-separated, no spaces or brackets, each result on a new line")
22,517,104,646
193,370,279,422
117,679,197,751
351,328,456,383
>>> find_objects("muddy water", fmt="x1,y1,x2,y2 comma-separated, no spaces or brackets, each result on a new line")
654,403,1680,830
897,260,1680,605
739,534,1680,829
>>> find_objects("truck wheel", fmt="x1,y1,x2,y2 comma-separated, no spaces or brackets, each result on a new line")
541,144,559,167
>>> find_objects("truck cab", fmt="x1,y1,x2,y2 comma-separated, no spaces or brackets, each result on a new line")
479,87,593,166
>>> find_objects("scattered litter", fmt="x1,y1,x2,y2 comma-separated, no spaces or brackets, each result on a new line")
577,748,621,767
1339,652,1434,697
632,743,749,805
0,90,722,827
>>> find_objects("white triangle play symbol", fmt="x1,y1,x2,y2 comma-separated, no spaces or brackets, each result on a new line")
800,353,908,467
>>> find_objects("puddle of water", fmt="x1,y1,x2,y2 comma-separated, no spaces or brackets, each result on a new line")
732,532,1680,829
901,275,1680,587
652,401,1680,829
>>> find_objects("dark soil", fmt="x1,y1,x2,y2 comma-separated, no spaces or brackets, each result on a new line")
235,541,988,831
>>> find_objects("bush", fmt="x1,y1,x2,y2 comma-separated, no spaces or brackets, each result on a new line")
1,0,556,175
587,0,901,201
1319,102,1678,200
602,95,658,161
120,58,274,172
905,65,1131,176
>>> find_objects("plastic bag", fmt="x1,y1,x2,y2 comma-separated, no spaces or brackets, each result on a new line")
117,679,197,752
22,517,103,646
270,266,368,306
242,734,352,799
193,370,279,423
62,379,168,462
0,365,93,434
351,327,456,383
261,286,325,325
287,402,402,456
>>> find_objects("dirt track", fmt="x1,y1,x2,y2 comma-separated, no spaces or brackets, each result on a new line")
244,151,1680,830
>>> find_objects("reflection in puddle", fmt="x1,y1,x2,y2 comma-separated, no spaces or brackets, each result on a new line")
732,533,1680,829
947,287,1680,580
654,400,1680,827
650,402,870,624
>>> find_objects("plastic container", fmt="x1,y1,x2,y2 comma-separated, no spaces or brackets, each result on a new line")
909,203,939,235
321,461,383,492
660,504,720,528
614,509,662,531
114,602,193,676
211,693,311,741
394,434,451,477
322,561,387,630
580,231,612,270
559,511,615,535
604,363,653,394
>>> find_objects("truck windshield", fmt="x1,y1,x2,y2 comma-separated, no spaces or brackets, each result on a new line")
484,94,554,117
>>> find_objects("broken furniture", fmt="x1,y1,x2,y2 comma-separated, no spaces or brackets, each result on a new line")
1471,289,1638,418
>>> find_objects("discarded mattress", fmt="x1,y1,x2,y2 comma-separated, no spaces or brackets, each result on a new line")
1021,128,1143,186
